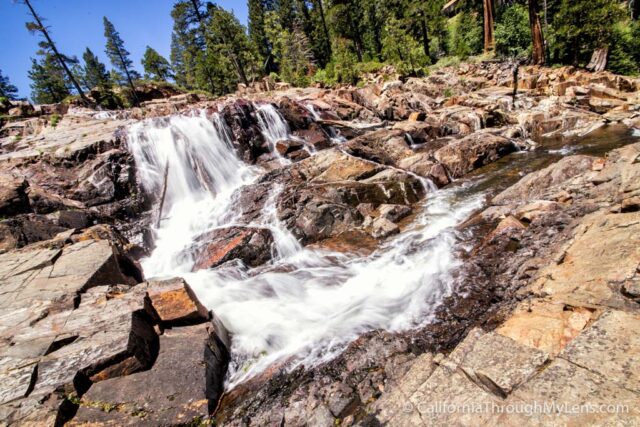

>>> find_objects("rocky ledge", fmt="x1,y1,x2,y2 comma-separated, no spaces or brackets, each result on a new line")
0,61,639,426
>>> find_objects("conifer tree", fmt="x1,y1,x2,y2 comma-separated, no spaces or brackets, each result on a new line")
82,48,119,109
248,0,271,69
141,46,173,81
207,4,254,85
28,54,70,104
0,70,19,100
103,17,140,104
172,0,216,92
82,48,111,90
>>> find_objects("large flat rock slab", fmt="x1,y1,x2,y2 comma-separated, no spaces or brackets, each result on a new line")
560,310,640,394
459,332,549,397
532,211,640,309
496,301,593,356
502,358,640,426
71,324,214,426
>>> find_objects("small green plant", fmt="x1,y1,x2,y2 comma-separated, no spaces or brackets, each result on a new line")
50,114,61,128
65,393,81,405
444,88,454,98
268,72,280,82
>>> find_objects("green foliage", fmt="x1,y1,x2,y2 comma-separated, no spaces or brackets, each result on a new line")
103,17,141,86
551,0,626,66
447,11,483,59
311,68,334,86
170,2,209,92
329,38,359,85
207,4,258,87
495,4,531,59
381,17,430,75
82,48,120,109
0,70,19,100
50,113,60,128
248,0,271,67
264,11,314,87
170,1,257,95
607,21,640,76
28,54,71,104
141,46,173,81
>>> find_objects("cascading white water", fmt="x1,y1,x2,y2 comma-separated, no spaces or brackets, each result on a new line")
127,112,256,274
305,103,346,144
128,110,484,388
255,103,290,145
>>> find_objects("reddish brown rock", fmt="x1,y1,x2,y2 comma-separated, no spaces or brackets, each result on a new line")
434,132,516,178
192,226,274,271
146,278,209,324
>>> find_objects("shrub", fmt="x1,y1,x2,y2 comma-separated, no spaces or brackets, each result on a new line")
50,114,60,128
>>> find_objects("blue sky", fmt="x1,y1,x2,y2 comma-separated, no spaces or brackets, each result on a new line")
0,0,249,99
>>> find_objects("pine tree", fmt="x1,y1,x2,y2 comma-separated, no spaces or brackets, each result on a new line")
0,70,19,100
262,6,316,85
22,0,90,104
207,4,255,86
171,0,216,92
103,17,140,104
553,0,625,65
528,0,546,64
82,48,111,90
141,46,173,81
28,54,70,104
327,0,366,61
248,0,271,69
82,48,120,109
382,16,429,75
311,0,332,66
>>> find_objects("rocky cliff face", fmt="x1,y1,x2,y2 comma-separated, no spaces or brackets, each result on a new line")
0,62,639,426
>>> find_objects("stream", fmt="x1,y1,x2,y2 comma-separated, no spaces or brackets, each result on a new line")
127,110,640,388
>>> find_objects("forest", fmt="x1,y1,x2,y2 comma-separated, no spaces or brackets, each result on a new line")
1,0,639,108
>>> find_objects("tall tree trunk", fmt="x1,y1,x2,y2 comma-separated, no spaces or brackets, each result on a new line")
23,0,91,105
315,0,332,56
632,0,639,19
420,12,430,58
483,0,495,53
529,0,546,65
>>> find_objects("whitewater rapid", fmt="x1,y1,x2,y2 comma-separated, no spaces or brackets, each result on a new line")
127,110,484,387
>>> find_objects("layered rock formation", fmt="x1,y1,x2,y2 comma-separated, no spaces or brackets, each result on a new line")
0,61,639,426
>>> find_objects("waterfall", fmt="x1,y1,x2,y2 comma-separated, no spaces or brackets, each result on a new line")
127,109,484,388
304,102,346,144
255,103,290,145
127,112,256,275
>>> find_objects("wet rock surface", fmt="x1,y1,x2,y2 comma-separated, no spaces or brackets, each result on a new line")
191,227,275,271
1,61,639,426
